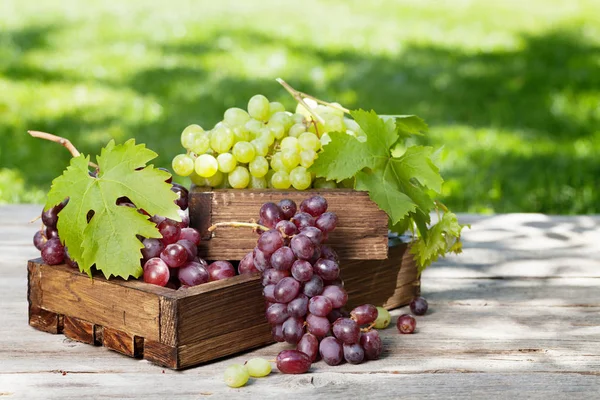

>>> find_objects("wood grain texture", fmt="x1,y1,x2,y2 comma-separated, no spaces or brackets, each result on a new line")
102,327,143,357
189,188,389,260
63,316,95,344
144,340,179,369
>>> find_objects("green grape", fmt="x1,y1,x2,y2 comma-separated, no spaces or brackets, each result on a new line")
195,154,218,178
181,124,204,149
187,132,210,155
288,123,307,138
268,121,285,140
232,141,256,164
269,111,293,130
299,149,317,168
269,102,285,115
189,171,205,186
280,137,300,152
224,107,250,126
265,169,275,188
210,126,235,153
281,148,300,171
246,358,272,377
289,166,312,190
248,94,270,121
251,139,269,157
248,175,267,189
259,127,275,146
324,114,345,132
217,153,237,173
339,177,355,188
374,306,391,329
228,166,250,189
249,156,269,178
204,170,225,187
321,133,332,146
245,119,264,135
328,103,346,117
270,152,285,172
271,171,291,189
172,154,195,177
313,177,337,189
224,364,249,388
295,98,318,119
232,125,251,142
298,132,320,151
344,117,362,134
292,112,307,124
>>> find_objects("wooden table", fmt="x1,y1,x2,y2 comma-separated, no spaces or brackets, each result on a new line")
1,206,599,399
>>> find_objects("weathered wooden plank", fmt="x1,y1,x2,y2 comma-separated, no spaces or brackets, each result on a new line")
62,316,95,345
102,327,143,357
190,188,389,260
144,340,179,369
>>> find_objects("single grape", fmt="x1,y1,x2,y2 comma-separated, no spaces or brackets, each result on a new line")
216,153,237,173
291,212,315,230
288,122,306,137
160,243,188,268
195,154,219,178
41,238,65,265
289,166,312,190
332,317,360,344
143,258,170,287
261,268,290,286
350,304,378,326
301,227,323,246
268,103,286,117
313,177,337,189
322,285,348,308
308,295,333,317
249,156,269,178
253,247,271,271
177,261,209,286
245,358,271,378
410,296,429,316
276,350,311,374
397,314,417,334
249,175,268,189
274,277,301,303
265,303,289,325
306,313,330,337
245,118,264,135
257,229,284,255
291,259,313,282
250,139,269,157
298,132,320,151
320,244,339,261
360,330,382,360
179,227,201,246
297,333,319,362
299,149,317,169
374,307,392,329
300,195,328,217
277,199,297,219
157,219,181,245
343,343,365,364
315,212,338,234
180,124,204,149
263,284,277,303
272,323,285,342
287,294,309,318
319,337,344,366
44,226,59,240
270,246,295,271
270,152,285,172
281,148,300,171
228,166,250,189
232,141,256,164
188,132,211,155
141,238,164,260
238,251,258,274
171,183,189,211
41,207,59,228
178,239,198,261
268,121,286,140
259,203,283,229
172,154,195,177
223,364,249,388
327,308,346,323
280,136,301,152
224,107,250,126
259,128,275,146
275,220,298,237
290,234,315,260
282,316,304,344
271,171,291,189
210,126,235,153
207,261,236,281
303,275,324,297
33,230,47,251
248,95,270,121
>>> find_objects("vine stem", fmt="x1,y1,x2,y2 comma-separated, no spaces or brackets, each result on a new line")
276,78,351,115
434,200,449,214
276,78,326,124
208,221,270,233
28,130,99,169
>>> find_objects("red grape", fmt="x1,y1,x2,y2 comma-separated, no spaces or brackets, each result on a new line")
143,258,170,286
276,350,311,374
397,314,416,334
410,297,429,316
207,261,235,281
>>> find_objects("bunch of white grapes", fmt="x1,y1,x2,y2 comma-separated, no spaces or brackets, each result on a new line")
171,95,364,190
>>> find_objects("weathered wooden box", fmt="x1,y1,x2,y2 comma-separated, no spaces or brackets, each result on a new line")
27,240,419,369
189,188,389,261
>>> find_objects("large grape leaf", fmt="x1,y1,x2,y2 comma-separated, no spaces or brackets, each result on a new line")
45,139,180,279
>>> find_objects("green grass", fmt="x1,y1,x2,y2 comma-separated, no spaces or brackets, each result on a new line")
1,0,599,213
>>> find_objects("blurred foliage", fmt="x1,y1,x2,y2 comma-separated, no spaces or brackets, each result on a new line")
0,0,598,213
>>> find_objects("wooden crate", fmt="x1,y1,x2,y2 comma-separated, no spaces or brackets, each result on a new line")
27,240,419,369
189,188,389,261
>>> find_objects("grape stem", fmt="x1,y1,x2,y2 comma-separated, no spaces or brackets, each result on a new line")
29,215,41,224
276,78,351,115
208,221,270,233
276,78,326,124
28,131,99,169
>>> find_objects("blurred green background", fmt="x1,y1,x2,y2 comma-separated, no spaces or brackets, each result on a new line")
1,0,598,213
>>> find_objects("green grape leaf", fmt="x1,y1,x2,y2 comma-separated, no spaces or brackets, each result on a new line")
381,114,429,138
393,146,443,193
409,212,466,273
45,139,180,279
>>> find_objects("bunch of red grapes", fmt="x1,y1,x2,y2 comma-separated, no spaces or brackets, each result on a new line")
239,195,383,373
